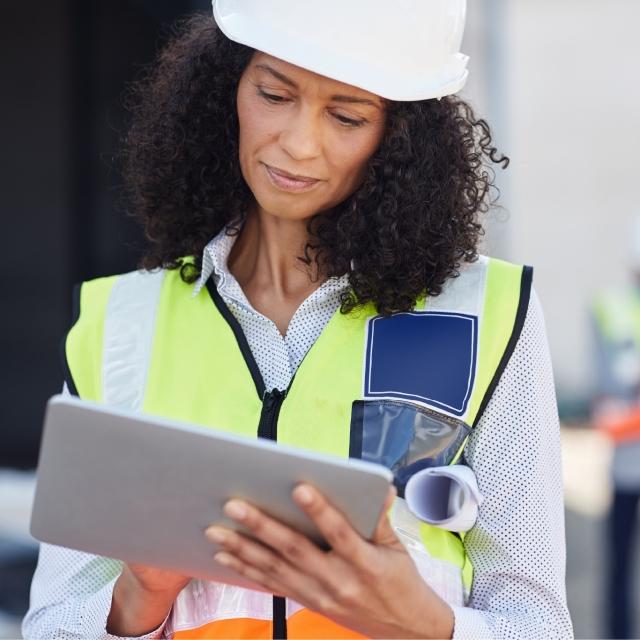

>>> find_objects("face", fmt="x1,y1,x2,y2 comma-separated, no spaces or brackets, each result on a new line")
236,52,387,222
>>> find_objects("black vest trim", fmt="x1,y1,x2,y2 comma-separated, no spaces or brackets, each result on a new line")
471,265,534,429
59,283,81,397
272,595,288,640
206,279,266,398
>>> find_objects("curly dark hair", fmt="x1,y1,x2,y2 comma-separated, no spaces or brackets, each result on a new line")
122,14,508,315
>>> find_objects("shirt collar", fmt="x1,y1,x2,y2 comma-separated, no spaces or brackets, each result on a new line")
192,229,237,298
192,227,350,303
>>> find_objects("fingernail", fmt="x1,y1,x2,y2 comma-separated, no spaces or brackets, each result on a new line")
294,485,313,506
214,552,233,566
206,527,228,544
224,500,247,520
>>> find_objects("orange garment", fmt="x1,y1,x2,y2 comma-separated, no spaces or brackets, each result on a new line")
172,611,366,639
596,407,640,443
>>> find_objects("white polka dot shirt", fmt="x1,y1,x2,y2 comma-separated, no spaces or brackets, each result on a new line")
23,230,573,640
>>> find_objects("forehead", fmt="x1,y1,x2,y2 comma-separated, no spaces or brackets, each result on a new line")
249,52,385,106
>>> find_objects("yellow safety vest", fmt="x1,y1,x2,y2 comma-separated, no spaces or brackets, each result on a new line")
593,288,640,348
64,255,531,639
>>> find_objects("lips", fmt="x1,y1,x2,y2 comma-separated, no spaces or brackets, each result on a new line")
262,163,321,192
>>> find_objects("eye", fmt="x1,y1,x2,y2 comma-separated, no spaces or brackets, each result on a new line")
332,113,366,128
257,88,290,104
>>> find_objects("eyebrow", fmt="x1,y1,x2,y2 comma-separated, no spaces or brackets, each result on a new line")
330,95,380,107
254,63,383,109
255,64,298,88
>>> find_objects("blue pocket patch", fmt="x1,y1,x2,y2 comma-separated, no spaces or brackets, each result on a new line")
363,312,478,417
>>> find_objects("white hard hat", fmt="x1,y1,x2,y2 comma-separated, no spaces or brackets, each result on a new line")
212,0,469,102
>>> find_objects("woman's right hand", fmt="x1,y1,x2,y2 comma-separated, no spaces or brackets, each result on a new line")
106,563,191,637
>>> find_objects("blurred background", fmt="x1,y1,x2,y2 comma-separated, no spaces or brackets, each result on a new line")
1,0,639,637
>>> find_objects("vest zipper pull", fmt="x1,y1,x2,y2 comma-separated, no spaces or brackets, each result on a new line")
258,389,286,441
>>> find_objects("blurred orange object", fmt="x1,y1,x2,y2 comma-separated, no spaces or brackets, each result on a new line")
596,407,640,443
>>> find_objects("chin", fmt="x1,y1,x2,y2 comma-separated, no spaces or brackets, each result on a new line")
252,192,321,222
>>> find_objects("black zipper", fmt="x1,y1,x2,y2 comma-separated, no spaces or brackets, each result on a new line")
258,388,288,639
272,596,287,640
207,280,288,640
258,388,286,440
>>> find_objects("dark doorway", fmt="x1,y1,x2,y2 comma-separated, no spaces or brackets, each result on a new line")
1,0,209,468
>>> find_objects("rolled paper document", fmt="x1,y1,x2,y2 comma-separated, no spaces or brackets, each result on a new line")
404,465,482,533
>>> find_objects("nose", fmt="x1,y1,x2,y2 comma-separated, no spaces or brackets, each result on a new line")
278,104,323,161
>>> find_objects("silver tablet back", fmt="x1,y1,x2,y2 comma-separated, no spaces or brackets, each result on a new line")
30,395,392,588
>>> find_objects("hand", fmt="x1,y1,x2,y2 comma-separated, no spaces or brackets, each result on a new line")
107,563,191,637
205,485,454,639
120,561,191,596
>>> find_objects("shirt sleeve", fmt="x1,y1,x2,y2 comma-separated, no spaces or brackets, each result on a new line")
451,289,574,639
21,543,169,640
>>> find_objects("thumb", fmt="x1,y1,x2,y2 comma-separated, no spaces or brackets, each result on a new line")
372,485,401,547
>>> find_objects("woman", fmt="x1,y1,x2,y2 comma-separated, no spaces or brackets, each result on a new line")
24,1,573,638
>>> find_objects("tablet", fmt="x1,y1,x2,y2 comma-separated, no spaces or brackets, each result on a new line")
30,395,392,589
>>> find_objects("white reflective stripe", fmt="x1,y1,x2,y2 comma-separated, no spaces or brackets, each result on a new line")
167,581,273,634
424,255,488,317
286,599,305,619
102,270,165,411
167,582,310,634
410,547,465,607
390,496,426,544
390,497,465,607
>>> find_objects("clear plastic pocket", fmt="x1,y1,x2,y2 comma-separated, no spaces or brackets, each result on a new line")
349,399,470,491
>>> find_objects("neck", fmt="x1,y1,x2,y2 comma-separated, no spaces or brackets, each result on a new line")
227,207,325,334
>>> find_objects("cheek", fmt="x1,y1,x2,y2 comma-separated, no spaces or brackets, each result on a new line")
329,131,383,191
238,105,260,164
237,92,279,165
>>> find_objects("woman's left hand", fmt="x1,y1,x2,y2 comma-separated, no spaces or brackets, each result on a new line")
205,484,454,640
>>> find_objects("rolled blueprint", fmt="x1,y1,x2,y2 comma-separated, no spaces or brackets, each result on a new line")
404,465,482,533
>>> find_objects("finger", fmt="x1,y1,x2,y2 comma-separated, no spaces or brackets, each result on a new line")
213,546,323,606
292,484,369,563
372,486,402,546
220,500,326,571
207,525,298,586
217,549,340,616
207,524,341,612
213,551,285,595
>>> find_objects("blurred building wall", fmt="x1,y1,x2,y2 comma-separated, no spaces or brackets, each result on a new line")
461,0,511,256
504,0,640,399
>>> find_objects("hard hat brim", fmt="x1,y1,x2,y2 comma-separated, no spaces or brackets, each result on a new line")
213,2,468,102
